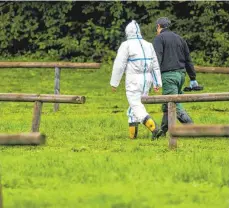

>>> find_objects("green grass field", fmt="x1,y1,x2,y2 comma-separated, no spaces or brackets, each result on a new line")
0,64,229,208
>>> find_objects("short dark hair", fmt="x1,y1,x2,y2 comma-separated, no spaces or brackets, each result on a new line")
156,17,171,28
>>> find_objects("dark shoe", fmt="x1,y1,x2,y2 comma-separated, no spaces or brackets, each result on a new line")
152,128,163,140
160,131,166,137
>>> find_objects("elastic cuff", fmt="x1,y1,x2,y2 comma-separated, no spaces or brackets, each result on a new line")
129,122,140,127
142,115,151,125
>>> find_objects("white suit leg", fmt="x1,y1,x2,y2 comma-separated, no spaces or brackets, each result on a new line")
126,90,149,123
127,106,139,123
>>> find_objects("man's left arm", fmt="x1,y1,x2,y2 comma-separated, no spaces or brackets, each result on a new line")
183,40,199,88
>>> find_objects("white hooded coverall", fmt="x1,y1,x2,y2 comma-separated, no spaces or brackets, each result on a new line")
110,20,162,124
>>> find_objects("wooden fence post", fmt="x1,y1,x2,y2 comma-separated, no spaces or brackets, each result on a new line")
54,67,61,112
31,101,43,132
168,102,177,149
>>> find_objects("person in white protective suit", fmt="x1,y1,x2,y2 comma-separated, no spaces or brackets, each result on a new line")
110,20,162,140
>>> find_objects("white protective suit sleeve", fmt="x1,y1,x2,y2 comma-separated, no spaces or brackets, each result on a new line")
110,42,129,87
150,44,162,88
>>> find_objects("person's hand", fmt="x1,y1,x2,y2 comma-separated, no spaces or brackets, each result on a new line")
153,87,160,93
112,86,117,92
190,80,199,89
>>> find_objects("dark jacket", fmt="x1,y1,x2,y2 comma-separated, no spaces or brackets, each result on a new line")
153,29,196,80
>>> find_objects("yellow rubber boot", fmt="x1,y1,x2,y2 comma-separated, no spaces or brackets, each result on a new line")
129,123,138,139
143,116,156,132
143,115,162,140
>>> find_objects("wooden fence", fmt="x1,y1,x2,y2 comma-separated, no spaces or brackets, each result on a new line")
0,93,86,133
142,92,229,149
0,91,85,207
0,62,100,112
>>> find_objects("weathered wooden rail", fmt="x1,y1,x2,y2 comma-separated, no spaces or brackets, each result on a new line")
0,62,100,68
170,125,229,137
0,62,227,73
0,93,86,132
0,93,85,103
0,62,100,111
195,66,229,74
0,133,46,145
142,92,229,104
142,92,229,149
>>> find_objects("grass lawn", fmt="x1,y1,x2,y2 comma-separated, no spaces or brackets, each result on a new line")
0,64,229,207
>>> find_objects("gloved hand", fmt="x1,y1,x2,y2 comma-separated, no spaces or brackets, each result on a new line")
190,80,199,89
153,87,160,93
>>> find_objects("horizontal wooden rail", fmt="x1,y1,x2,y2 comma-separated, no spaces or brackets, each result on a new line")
0,62,227,73
0,62,100,68
142,92,229,104
0,133,46,145
195,66,229,74
170,125,229,137
0,93,86,104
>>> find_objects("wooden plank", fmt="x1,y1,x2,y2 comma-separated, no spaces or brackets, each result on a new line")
195,66,229,74
54,67,61,112
0,62,100,68
31,101,43,132
170,125,229,137
0,133,46,145
168,102,177,149
0,93,86,104
0,62,227,73
142,92,229,104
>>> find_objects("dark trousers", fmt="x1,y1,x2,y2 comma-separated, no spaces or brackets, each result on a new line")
161,69,193,134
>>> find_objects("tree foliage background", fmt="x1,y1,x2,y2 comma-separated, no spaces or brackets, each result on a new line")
0,1,228,66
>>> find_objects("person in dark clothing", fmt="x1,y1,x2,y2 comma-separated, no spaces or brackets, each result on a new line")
153,17,199,136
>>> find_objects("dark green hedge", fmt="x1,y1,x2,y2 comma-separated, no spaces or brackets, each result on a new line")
0,1,228,66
